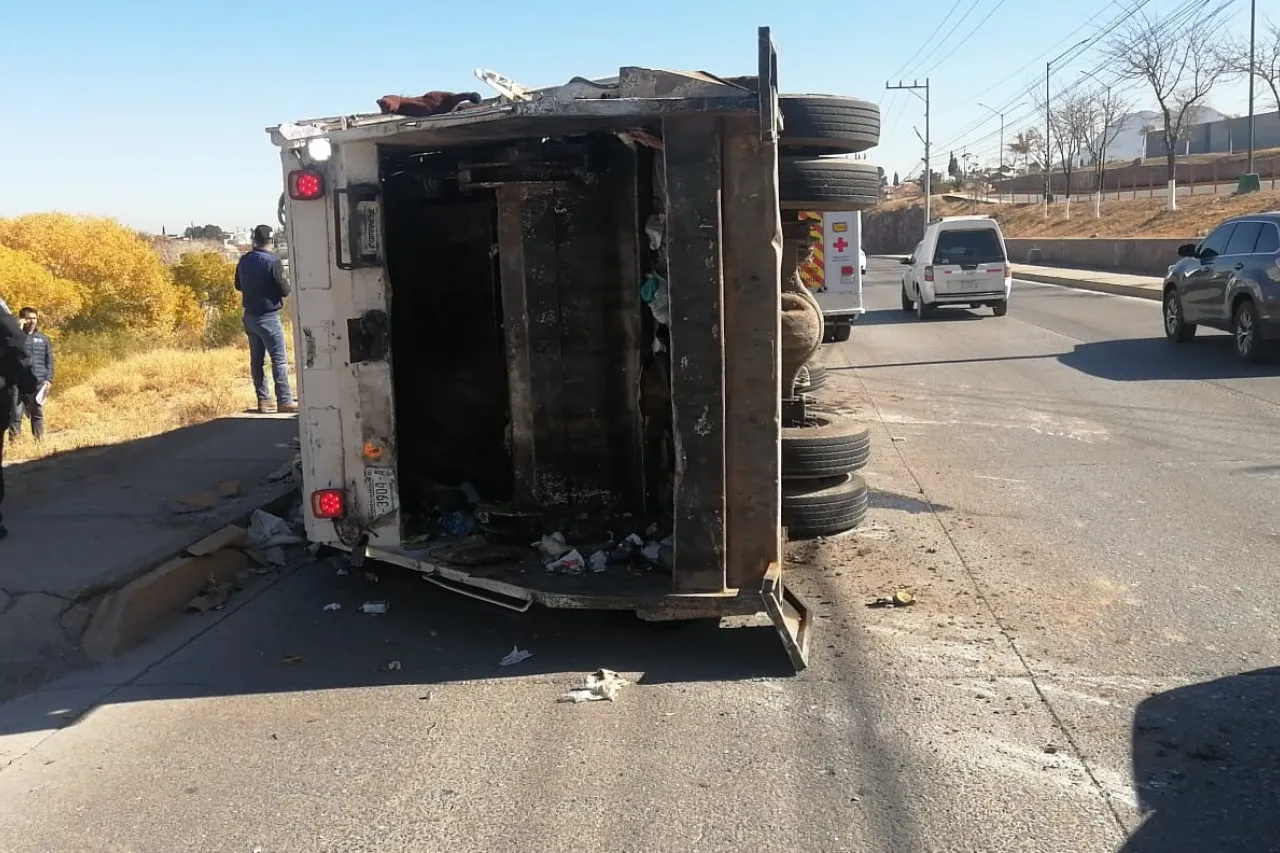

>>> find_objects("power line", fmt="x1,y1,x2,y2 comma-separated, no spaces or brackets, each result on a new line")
886,0,967,82
916,0,1010,78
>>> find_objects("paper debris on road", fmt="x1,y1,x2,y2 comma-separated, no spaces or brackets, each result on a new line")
382,660,402,672
323,602,342,612
360,601,390,615
248,509,304,548
560,669,630,703
499,646,533,667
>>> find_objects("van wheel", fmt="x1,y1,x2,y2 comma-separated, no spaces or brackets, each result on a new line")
782,474,869,540
901,285,914,312
916,297,933,320
992,300,1008,317
782,417,871,479
779,95,880,155
779,158,881,212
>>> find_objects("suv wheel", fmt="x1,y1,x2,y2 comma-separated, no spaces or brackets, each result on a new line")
901,284,914,312
1233,299,1264,363
1164,288,1196,342
916,296,932,320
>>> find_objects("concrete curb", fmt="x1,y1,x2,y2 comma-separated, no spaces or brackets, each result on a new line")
81,488,301,661
1014,272,1162,301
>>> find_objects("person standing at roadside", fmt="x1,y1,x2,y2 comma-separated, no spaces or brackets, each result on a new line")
0,300,39,540
8,307,54,441
235,225,297,414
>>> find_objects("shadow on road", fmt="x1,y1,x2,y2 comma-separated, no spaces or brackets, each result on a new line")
856,308,987,327
869,489,949,515
1120,667,1280,852
1059,336,1279,381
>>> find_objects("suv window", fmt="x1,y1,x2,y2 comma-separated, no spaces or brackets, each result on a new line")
1224,221,1263,256
1198,223,1237,260
1254,223,1280,254
932,228,1005,265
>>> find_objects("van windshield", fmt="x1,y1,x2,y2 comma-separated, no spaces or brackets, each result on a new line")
933,228,1005,265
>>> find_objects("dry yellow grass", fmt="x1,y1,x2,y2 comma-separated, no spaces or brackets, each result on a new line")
879,189,1280,238
6,338,298,463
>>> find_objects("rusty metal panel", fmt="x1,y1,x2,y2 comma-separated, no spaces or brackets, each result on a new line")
662,115,728,593
721,116,783,591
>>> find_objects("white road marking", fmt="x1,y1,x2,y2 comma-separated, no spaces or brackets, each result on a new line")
1014,278,1159,306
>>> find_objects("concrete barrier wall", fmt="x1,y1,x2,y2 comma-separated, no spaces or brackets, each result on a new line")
1003,238,1192,277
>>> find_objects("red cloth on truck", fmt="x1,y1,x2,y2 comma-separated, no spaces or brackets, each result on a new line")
377,91,482,117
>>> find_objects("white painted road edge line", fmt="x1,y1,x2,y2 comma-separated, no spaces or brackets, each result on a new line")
1014,278,1161,306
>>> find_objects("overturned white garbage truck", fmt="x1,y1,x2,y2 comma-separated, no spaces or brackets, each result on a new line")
270,28,881,669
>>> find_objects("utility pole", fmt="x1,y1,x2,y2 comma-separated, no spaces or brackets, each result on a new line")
1244,0,1259,190
1044,40,1090,219
978,101,1019,202
887,78,931,230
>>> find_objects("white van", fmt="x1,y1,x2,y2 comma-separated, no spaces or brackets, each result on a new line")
899,215,1011,319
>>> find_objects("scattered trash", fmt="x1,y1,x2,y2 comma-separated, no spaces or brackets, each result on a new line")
559,669,630,703
263,546,288,566
499,646,533,667
641,541,662,561
439,510,477,537
363,571,380,584
381,660,402,672
419,691,434,701
185,574,233,612
588,550,609,573
248,509,304,548
323,602,342,612
625,533,644,547
640,275,671,325
1043,743,1060,755
336,567,349,576
281,652,304,664
305,542,322,557
866,589,916,609
546,549,586,574
536,532,573,559
644,214,666,250
459,481,482,505
360,601,390,615
175,490,217,513
218,479,242,498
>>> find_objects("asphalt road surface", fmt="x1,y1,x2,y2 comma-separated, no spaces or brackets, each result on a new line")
2,259,1278,852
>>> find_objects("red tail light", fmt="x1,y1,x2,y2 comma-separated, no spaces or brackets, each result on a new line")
924,265,934,282
987,265,1004,275
288,169,325,201
311,488,345,519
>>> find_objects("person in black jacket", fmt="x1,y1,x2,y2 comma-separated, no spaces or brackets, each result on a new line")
234,225,297,415
8,307,54,441
0,301,39,540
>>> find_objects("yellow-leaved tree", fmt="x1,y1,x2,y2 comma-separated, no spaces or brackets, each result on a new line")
0,244,85,325
171,251,242,346
0,214,202,339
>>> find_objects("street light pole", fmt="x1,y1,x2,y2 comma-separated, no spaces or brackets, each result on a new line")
1044,39,1090,220
1246,0,1258,182
979,101,1019,202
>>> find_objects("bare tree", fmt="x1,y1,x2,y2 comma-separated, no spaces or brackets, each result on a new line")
1221,17,1280,114
1079,89,1131,216
1039,92,1091,216
1106,6,1233,210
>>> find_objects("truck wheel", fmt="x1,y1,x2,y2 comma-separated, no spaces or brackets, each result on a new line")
782,417,871,479
782,474,869,539
779,158,881,212
830,323,852,342
779,95,880,155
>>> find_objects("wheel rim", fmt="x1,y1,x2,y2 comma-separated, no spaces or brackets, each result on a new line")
1237,306,1254,355
1164,294,1180,335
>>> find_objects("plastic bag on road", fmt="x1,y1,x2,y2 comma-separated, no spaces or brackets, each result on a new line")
247,509,303,548
560,669,630,703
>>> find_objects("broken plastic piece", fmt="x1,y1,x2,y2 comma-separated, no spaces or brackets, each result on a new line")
866,589,916,609
588,550,609,573
559,669,630,703
536,532,572,559
499,646,533,667
360,601,390,615
644,214,666,250
323,602,342,612
641,541,662,561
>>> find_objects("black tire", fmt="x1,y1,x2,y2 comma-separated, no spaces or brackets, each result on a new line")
793,362,827,394
830,323,852,342
779,158,881,212
901,284,914,312
992,300,1008,317
916,297,932,320
1233,298,1264,363
1164,288,1196,343
782,474,869,539
782,417,871,479
779,94,880,155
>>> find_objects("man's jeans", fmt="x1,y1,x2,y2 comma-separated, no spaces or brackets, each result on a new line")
8,387,41,440
243,311,293,405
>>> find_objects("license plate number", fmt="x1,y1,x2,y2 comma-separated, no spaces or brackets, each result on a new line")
364,466,398,518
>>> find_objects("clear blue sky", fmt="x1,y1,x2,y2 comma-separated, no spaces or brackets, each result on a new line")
0,0,1258,233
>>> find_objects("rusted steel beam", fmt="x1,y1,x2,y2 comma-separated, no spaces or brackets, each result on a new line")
662,115,728,593
720,116,783,591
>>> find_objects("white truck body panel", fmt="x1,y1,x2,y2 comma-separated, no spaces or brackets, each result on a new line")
812,210,864,319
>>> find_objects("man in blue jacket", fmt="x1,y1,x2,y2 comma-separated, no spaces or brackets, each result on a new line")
0,300,39,540
8,306,54,441
235,225,297,414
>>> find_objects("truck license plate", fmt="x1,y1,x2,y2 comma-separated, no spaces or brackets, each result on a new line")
364,466,398,518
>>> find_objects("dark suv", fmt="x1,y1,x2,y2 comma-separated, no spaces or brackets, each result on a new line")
1163,212,1280,362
